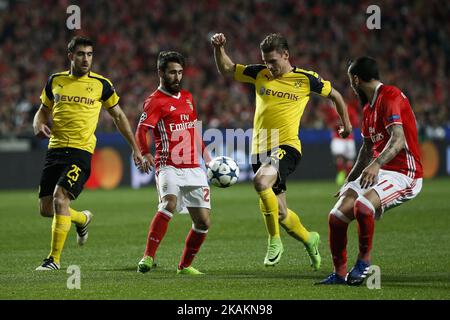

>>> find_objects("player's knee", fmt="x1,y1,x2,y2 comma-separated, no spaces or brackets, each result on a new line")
278,209,287,221
253,174,271,192
329,208,352,224
39,202,53,217
193,219,210,233
159,200,176,214
52,194,69,213
354,196,376,218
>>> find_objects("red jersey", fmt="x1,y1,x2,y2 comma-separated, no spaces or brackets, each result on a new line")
362,84,423,179
137,88,200,171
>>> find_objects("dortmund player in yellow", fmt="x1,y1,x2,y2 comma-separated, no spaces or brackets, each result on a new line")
211,33,352,269
33,36,148,270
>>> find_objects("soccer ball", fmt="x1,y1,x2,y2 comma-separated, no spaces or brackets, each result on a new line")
207,156,240,188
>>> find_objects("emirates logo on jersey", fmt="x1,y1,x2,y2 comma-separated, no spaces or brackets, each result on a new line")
186,99,193,111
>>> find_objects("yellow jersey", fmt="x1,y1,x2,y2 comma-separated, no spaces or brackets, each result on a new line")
40,71,120,154
234,64,331,154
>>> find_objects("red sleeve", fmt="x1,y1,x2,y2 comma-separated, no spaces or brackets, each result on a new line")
138,96,162,128
382,91,405,129
135,124,152,155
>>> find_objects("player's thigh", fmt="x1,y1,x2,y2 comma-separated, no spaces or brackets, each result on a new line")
39,150,66,199
155,166,181,212
184,186,211,230
370,171,422,219
270,145,301,195
333,188,358,220
39,195,54,217
56,149,91,200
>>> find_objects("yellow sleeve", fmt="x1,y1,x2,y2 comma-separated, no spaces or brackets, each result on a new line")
303,70,332,97
101,78,120,108
234,64,266,84
40,76,54,108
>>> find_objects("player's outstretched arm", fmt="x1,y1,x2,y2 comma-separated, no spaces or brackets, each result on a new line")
33,104,52,139
107,105,149,173
328,88,352,138
211,33,235,77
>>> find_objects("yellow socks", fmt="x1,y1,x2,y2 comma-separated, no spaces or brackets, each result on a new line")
258,188,280,238
69,207,87,226
48,215,71,264
280,209,310,243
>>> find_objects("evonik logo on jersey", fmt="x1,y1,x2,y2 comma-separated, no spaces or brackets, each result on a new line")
54,94,95,105
259,86,298,101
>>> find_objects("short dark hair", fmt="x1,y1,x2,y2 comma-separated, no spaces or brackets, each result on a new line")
260,33,289,54
67,36,94,53
348,56,380,81
157,51,185,71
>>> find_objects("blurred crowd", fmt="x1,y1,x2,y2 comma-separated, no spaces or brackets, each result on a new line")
0,0,448,142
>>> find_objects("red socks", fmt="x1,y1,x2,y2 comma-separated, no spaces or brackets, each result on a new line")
178,228,207,269
354,197,375,262
329,213,349,277
144,211,171,258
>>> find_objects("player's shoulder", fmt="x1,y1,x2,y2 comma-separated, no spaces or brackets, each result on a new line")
47,70,70,82
87,71,114,85
180,89,193,99
380,84,408,104
241,64,268,78
142,90,163,108
292,67,319,77
381,84,401,95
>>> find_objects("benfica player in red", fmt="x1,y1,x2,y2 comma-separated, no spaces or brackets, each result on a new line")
321,99,360,186
317,57,423,285
135,51,211,275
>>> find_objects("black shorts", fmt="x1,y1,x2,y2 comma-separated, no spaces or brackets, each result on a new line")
39,147,92,200
251,145,302,195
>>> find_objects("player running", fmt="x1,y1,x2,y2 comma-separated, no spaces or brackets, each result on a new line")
211,33,352,269
317,56,423,285
135,51,211,275
33,36,146,270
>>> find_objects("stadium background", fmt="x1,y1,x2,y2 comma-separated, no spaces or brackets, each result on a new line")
0,0,448,189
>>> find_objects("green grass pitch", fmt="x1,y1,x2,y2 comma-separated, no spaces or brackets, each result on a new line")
1,179,449,300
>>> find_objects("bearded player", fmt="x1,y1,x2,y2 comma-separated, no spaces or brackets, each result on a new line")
317,57,423,285
135,51,212,275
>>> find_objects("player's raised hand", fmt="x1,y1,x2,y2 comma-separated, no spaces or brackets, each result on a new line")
211,33,226,47
338,124,352,139
34,123,51,139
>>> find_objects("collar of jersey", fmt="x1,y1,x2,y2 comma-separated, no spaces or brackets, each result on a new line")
158,86,181,99
369,82,384,108
68,71,89,79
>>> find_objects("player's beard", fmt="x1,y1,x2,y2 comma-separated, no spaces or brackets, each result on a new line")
355,86,368,107
163,77,181,95
72,62,91,77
